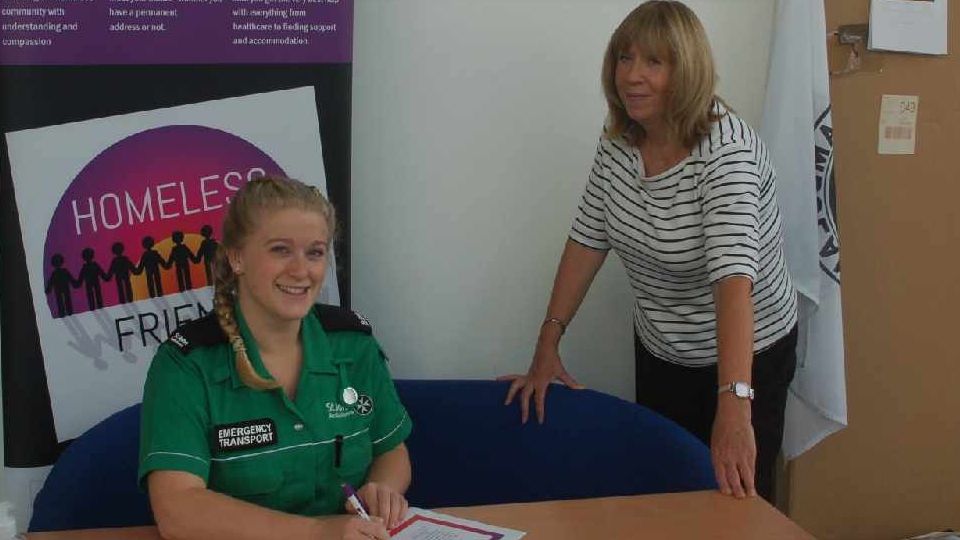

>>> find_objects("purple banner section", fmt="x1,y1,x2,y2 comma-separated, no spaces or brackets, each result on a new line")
0,0,352,65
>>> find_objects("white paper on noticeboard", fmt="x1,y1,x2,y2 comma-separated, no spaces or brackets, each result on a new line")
868,0,948,55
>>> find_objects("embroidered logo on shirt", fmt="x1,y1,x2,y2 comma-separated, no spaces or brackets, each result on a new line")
169,332,188,349
212,419,278,453
326,401,356,420
355,394,373,416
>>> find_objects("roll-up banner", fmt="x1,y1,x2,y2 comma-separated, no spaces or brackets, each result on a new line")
0,0,353,524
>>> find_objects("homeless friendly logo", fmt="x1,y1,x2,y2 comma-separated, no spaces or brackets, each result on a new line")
41,125,286,351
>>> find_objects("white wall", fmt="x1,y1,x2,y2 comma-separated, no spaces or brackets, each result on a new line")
352,0,776,402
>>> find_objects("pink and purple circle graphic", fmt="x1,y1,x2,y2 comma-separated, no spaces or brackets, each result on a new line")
43,125,286,318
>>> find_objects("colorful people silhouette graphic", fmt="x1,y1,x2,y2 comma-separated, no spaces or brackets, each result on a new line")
137,236,169,298
45,253,76,318
76,247,109,311
192,224,219,287
106,241,140,304
167,230,197,292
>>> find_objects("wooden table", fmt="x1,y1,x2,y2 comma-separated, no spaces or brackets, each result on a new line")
26,490,816,539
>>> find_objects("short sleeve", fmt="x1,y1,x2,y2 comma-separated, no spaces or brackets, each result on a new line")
138,343,212,488
699,142,761,284
568,135,613,251
364,341,412,457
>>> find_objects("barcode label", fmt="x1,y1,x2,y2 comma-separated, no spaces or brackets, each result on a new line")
879,94,918,155
884,126,913,140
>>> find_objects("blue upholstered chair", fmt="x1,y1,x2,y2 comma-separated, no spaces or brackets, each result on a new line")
29,379,716,531
398,379,717,508
29,403,152,531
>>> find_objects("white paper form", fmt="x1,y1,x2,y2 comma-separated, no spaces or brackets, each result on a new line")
389,508,525,540
868,0,948,55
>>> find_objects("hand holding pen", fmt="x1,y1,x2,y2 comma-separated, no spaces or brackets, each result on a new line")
343,481,409,530
332,484,388,539
341,482,371,521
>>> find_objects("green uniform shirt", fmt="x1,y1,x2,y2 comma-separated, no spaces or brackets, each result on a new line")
138,304,412,516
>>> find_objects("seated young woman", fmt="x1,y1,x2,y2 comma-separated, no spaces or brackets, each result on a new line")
138,176,411,540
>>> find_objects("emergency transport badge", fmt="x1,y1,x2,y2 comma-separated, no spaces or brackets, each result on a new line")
212,418,278,453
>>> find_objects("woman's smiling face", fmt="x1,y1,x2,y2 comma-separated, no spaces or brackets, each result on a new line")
615,44,672,129
230,206,330,329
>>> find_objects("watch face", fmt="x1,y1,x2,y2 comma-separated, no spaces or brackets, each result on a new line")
734,382,750,398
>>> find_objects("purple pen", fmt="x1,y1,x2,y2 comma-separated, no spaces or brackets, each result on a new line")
341,482,371,521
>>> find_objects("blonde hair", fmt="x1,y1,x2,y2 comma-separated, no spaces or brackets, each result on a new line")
213,175,337,390
601,0,723,148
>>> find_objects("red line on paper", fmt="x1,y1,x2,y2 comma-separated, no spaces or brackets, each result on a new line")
390,514,505,539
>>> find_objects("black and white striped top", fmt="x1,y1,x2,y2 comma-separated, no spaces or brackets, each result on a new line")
570,105,798,367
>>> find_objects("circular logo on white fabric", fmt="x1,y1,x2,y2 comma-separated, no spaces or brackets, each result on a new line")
814,107,840,285
355,394,373,416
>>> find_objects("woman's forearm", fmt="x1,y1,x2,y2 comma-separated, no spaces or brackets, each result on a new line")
149,472,323,540
539,239,608,346
713,275,755,391
365,443,412,494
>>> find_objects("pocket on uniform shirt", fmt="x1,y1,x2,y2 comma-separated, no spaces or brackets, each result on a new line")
338,433,373,485
210,459,284,502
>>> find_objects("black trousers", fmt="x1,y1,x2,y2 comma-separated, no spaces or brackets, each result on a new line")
635,326,797,503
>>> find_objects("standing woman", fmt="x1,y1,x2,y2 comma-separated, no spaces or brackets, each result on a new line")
139,177,412,539
502,1,798,503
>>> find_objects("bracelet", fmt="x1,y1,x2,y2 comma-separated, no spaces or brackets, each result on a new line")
542,317,567,335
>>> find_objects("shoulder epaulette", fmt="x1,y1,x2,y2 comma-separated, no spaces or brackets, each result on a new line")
313,304,372,335
166,312,228,354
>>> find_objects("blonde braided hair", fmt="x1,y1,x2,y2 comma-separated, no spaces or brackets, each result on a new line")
213,175,337,390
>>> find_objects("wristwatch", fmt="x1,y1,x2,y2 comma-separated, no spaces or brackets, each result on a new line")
718,381,754,400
